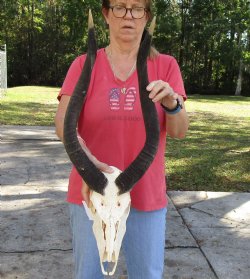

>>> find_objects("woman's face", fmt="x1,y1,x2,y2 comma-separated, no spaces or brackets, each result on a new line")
103,0,148,44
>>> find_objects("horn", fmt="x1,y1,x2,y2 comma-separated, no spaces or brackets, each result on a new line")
115,17,160,194
63,10,107,195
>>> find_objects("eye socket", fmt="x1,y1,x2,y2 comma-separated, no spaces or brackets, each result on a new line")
117,202,121,207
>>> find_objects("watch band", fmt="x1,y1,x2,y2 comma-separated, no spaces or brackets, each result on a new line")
161,98,183,115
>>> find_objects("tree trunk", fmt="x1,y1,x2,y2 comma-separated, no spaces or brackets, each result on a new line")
179,1,185,66
235,58,243,96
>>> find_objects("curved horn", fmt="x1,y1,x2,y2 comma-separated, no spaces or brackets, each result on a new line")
115,18,160,194
63,10,107,195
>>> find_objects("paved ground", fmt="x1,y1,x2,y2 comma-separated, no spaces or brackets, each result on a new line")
0,125,249,279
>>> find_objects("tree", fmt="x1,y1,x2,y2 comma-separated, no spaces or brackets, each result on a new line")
0,0,249,95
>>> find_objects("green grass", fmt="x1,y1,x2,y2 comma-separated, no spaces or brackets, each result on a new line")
0,86,59,125
166,95,250,192
0,87,249,192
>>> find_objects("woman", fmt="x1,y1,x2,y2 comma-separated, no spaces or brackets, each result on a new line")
55,0,189,278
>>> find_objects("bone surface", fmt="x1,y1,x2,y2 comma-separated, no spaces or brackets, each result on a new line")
89,167,131,276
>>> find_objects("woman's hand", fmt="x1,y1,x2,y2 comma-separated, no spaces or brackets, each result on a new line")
77,134,113,173
78,134,114,207
81,164,113,208
147,80,180,109
147,80,189,138
81,180,91,207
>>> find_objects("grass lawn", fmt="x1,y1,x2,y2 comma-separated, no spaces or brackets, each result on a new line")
166,95,250,192
0,86,59,126
0,86,249,192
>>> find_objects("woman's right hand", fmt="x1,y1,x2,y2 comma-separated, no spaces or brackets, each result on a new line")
78,134,114,207
81,180,91,207
77,133,113,173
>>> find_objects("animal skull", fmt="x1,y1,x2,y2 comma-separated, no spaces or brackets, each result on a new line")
89,166,131,276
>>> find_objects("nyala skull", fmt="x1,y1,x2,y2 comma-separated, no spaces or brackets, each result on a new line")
88,167,131,276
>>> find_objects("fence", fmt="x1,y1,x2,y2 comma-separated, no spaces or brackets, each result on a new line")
0,44,7,97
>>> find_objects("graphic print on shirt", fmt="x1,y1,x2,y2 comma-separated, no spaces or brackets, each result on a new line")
109,88,120,111
124,87,136,111
109,87,136,111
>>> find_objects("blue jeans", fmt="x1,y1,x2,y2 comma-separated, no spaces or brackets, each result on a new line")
69,204,167,279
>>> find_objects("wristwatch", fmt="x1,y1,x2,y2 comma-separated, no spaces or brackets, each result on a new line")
161,98,183,115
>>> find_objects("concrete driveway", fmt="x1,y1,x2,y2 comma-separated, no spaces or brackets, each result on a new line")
0,126,249,279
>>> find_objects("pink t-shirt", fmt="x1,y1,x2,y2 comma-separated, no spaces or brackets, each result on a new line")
58,48,186,211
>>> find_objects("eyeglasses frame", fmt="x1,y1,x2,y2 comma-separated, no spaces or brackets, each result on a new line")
109,5,148,19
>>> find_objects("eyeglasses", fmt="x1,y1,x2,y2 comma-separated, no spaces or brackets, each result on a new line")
109,5,147,19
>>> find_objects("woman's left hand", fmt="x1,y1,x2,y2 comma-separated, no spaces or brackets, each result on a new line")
147,80,180,109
